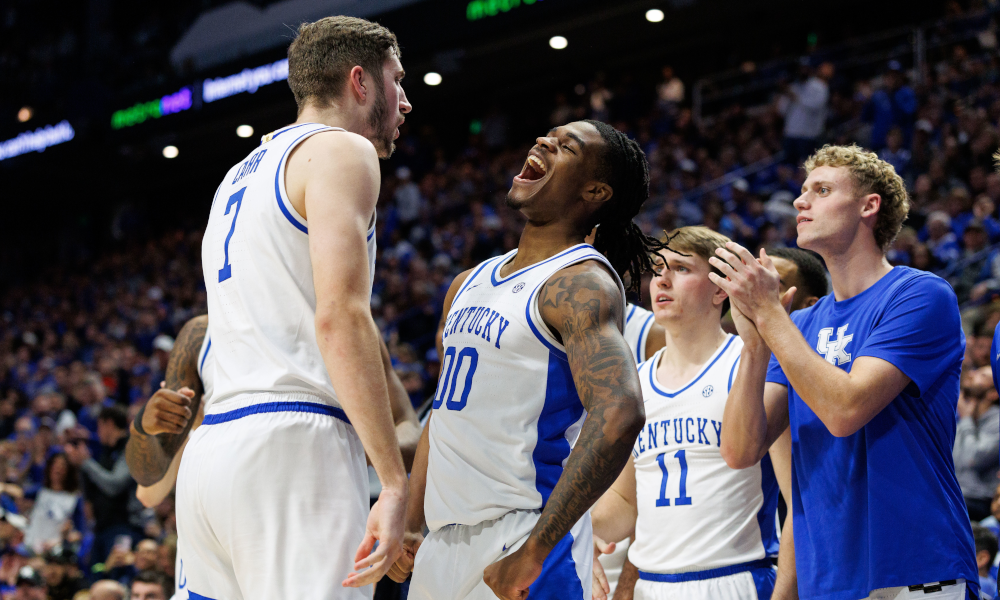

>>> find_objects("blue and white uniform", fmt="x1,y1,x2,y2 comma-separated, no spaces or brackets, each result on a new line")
177,123,376,600
410,244,625,600
624,302,657,364
767,267,979,600
630,335,779,600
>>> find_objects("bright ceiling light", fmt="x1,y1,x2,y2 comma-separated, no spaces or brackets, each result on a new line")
646,9,665,22
236,125,254,138
423,72,442,86
162,145,179,159
17,107,32,123
549,36,568,50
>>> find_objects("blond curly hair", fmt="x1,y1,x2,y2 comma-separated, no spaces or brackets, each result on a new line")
803,144,910,250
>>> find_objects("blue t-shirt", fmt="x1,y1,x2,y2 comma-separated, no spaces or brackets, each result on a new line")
991,321,1000,400
766,266,978,600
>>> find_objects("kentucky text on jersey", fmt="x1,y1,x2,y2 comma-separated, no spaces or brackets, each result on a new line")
633,417,723,457
441,306,511,349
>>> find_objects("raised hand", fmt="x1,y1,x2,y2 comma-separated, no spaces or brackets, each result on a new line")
141,386,195,436
343,485,407,588
386,529,423,583
708,244,785,323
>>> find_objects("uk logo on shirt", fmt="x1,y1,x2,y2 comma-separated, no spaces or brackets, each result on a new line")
817,324,854,366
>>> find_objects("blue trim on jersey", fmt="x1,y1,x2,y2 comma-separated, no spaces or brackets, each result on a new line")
751,564,777,599
198,338,211,378
636,313,655,362
367,227,375,241
267,122,317,141
525,286,567,360
756,453,781,557
532,352,585,505
647,336,736,398
626,304,638,324
490,244,591,286
452,255,505,306
273,126,331,234
638,558,773,582
201,401,349,426
728,355,740,393
188,592,217,600
526,530,584,600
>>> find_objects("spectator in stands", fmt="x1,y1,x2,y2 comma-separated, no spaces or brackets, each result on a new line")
23,453,83,554
974,195,1000,243
879,127,912,180
88,579,126,600
955,366,1000,520
63,406,139,571
926,211,961,268
656,65,684,115
42,545,85,600
973,523,999,599
14,565,46,600
954,220,993,303
863,60,918,151
129,570,170,600
105,538,158,588
779,61,833,165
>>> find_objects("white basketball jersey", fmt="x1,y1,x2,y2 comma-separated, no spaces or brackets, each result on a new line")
623,303,656,364
424,244,625,531
201,122,376,408
197,332,215,408
628,335,780,573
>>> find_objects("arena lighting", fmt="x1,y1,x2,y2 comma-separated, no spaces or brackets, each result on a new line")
549,36,568,50
203,58,288,103
424,72,443,86
162,145,179,159
466,0,543,21
0,121,75,162
236,125,254,138
646,8,665,22
112,87,193,129
17,107,32,123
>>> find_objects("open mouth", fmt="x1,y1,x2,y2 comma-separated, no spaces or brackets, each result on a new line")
797,216,812,226
655,293,673,304
515,154,548,183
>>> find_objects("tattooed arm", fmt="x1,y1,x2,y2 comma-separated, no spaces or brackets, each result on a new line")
484,262,645,599
125,315,206,486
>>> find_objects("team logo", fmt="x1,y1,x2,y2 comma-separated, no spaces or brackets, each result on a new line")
512,282,525,293
817,324,854,366
702,385,714,397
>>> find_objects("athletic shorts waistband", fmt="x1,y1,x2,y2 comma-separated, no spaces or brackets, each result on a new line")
202,401,350,426
638,558,774,583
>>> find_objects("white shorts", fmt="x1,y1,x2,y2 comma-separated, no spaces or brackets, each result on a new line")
634,560,775,600
409,509,592,600
175,393,371,600
863,580,969,600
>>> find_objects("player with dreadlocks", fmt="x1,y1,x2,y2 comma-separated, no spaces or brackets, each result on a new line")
386,120,667,600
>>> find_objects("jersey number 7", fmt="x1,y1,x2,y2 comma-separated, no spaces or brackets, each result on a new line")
218,187,246,282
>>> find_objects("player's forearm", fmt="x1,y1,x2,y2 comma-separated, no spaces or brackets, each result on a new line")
591,491,636,545
136,438,187,508
405,414,431,533
756,305,861,436
317,305,407,491
773,511,798,600
526,397,643,558
720,345,772,469
612,558,639,600
125,429,174,487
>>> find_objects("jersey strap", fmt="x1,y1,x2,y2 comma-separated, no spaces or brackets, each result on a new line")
201,401,350,426
638,558,773,582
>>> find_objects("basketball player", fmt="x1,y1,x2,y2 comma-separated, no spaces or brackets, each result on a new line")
388,120,667,600
716,145,979,599
155,17,411,599
589,226,790,600
127,313,420,599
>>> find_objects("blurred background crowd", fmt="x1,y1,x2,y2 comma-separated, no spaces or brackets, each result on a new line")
4,0,1000,598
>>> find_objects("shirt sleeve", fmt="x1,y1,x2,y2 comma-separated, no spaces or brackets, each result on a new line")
855,274,964,395
766,352,788,387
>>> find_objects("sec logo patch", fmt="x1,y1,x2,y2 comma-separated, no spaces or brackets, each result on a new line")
702,385,714,397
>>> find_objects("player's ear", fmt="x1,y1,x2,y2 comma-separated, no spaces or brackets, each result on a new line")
805,295,819,307
349,66,367,101
712,281,729,308
861,193,881,219
582,181,613,207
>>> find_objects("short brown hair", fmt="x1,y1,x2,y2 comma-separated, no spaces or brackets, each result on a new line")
287,16,400,113
662,226,732,313
804,144,909,250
